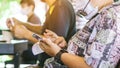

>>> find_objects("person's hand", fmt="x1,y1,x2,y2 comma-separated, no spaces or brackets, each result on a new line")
6,18,29,39
40,38,61,56
6,18,12,30
43,29,58,41
54,36,67,48
6,18,22,25
6,18,23,31
12,24,29,39
43,29,67,48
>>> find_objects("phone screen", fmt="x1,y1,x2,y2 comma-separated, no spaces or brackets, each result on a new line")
32,34,43,41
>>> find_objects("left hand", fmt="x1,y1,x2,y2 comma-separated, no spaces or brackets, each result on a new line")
43,29,58,41
54,36,67,48
43,29,67,48
12,24,29,39
40,38,61,57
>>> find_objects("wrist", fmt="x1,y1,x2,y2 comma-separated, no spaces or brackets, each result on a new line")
55,49,68,64
24,29,33,39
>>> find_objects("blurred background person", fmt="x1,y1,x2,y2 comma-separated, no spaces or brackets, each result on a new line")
6,0,76,67
20,0,41,25
5,0,42,65
18,0,41,64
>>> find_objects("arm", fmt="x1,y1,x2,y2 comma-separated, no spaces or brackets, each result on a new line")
13,24,41,43
12,18,42,34
40,38,91,68
22,28,38,43
61,53,91,68
7,21,41,43
22,22,42,34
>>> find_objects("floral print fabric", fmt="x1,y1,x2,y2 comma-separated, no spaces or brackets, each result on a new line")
68,2,120,68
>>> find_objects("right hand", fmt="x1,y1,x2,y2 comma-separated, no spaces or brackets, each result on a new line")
40,38,61,57
6,18,29,39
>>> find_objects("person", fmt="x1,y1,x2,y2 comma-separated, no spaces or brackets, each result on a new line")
6,0,76,67
20,0,41,24
4,0,41,64
68,0,114,30
38,0,120,68
7,0,76,43
19,0,42,64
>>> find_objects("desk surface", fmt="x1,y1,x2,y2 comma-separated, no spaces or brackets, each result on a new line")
0,40,28,44
0,40,28,55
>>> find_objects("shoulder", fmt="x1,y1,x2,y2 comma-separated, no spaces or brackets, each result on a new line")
99,2,120,16
54,0,73,9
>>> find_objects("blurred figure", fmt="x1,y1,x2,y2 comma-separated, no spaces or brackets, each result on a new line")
6,0,41,64
20,0,41,64
20,0,41,24
7,0,76,42
6,0,76,67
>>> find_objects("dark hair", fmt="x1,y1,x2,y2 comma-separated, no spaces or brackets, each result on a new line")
20,0,35,10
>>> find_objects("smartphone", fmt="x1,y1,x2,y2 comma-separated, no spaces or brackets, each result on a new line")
32,33,43,41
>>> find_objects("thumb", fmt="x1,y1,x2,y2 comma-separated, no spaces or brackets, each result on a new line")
42,38,55,46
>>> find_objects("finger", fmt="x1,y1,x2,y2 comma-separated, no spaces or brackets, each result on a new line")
9,26,13,31
54,38,62,45
45,29,53,33
39,42,46,50
54,37,66,47
42,38,55,47
6,18,12,28
54,37,64,44
58,41,67,48
43,33,52,38
10,25,15,32
45,29,58,38
12,18,18,25
40,41,51,51
44,31,54,37
45,29,56,36
12,18,22,25
12,18,18,23
40,43,46,52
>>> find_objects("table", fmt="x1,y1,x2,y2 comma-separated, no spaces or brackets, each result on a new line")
0,40,28,68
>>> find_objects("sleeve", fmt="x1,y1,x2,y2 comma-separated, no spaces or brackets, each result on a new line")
28,14,41,24
53,6,70,38
44,5,71,39
34,15,41,24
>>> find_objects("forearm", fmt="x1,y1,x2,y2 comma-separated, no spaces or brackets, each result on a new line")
61,53,91,68
24,29,39,43
22,22,42,34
